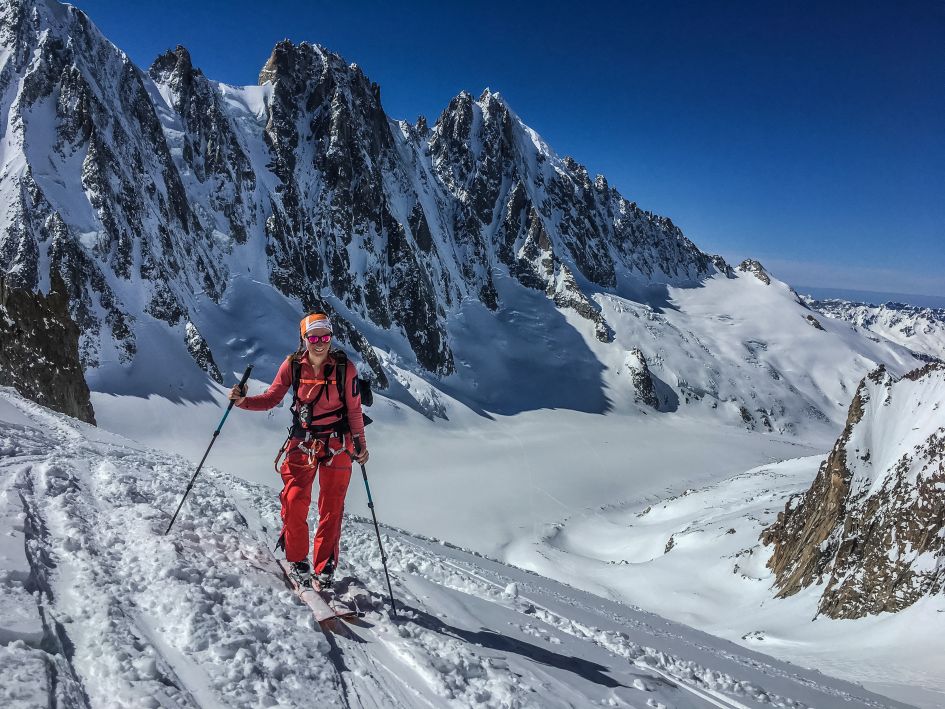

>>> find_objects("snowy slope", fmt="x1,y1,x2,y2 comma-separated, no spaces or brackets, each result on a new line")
0,388,911,708
504,456,945,709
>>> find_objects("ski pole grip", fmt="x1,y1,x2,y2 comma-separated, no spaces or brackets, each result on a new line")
353,436,363,454
236,364,253,397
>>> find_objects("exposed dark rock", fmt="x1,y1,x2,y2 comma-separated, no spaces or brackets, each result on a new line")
624,348,659,408
0,4,733,392
711,254,735,278
184,322,223,384
0,274,95,424
762,364,945,618
737,259,771,285
550,265,613,342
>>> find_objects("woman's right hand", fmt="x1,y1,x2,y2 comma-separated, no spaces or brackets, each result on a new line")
228,384,246,405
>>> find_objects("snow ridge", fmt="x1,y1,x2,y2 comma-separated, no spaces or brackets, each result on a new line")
764,363,945,619
804,297,945,362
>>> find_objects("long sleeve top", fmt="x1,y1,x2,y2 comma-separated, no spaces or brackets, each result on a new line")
236,353,367,444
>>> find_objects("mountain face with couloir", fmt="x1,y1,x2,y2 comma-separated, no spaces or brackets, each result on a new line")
0,0,924,434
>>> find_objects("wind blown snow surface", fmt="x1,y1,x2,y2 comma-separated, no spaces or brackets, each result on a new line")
0,388,912,708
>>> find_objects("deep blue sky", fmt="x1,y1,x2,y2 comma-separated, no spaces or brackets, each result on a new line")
73,0,945,298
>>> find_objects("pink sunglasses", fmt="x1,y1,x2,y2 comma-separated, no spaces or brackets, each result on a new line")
306,333,332,344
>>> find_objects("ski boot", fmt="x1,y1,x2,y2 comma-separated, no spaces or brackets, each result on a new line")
288,559,312,587
313,560,334,591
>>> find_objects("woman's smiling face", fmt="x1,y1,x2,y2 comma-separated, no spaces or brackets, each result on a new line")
305,332,332,356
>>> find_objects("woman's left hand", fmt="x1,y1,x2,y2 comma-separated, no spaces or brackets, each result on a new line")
351,439,369,465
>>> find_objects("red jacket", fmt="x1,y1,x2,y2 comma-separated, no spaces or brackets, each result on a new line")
236,352,367,443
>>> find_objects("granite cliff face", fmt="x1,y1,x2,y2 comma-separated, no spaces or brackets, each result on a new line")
762,363,945,618
0,274,95,423
0,0,721,387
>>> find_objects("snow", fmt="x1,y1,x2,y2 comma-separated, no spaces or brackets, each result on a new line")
0,388,914,708
76,259,941,707
845,367,945,494
805,298,945,362
0,2,940,704
216,82,273,122
504,454,945,704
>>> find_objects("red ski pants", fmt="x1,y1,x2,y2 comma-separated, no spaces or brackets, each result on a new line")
279,437,352,574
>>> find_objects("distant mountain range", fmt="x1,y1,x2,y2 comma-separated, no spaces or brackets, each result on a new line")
803,297,945,363
796,285,945,310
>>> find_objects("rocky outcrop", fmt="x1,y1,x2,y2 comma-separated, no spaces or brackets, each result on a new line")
550,265,613,342
624,348,659,408
184,322,223,384
0,274,95,423
737,259,771,285
762,364,945,618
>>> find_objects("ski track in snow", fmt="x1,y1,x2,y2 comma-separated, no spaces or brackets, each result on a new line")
0,390,910,708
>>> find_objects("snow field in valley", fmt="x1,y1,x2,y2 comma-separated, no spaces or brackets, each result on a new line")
0,388,910,708
505,458,945,708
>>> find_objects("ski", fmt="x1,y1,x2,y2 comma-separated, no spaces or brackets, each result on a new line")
278,560,359,623
314,581,363,620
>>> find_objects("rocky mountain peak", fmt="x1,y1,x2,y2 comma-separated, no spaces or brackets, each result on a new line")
478,87,506,113
150,44,192,77
5,0,911,428
149,44,193,82
737,259,771,285
258,38,298,86
435,90,475,139
762,362,945,618
148,45,197,113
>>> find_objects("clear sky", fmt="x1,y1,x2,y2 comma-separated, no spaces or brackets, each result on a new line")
72,0,945,298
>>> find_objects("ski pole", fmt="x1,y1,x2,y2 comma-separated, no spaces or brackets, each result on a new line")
165,364,254,535
355,439,398,618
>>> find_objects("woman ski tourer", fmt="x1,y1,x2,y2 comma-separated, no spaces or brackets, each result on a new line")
229,313,369,589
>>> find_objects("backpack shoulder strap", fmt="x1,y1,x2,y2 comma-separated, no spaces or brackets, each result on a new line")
332,350,348,403
291,354,303,399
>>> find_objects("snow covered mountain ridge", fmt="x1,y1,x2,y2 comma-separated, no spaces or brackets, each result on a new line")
0,0,714,376
763,362,945,618
0,0,923,437
804,297,945,363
